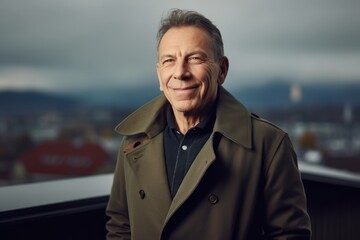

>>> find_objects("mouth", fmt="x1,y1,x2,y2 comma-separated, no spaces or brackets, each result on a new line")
169,85,199,99
172,85,199,91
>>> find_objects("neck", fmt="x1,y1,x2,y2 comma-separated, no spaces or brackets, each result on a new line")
174,113,200,134
172,106,212,134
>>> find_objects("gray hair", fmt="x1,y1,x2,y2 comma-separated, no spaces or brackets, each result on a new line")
156,9,224,61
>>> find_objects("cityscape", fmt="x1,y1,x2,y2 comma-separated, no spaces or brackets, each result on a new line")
0,81,359,186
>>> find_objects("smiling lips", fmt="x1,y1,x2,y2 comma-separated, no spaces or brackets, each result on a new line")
170,85,199,98
171,84,199,91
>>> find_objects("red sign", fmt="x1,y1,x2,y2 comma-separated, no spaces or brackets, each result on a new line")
21,141,108,175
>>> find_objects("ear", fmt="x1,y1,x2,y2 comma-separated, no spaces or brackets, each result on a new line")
156,63,164,91
217,56,229,85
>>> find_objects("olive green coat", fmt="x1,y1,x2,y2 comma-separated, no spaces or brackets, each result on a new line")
106,87,311,240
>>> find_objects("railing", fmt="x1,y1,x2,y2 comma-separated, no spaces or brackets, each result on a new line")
0,166,359,240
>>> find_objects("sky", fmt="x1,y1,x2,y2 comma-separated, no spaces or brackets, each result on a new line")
0,0,360,92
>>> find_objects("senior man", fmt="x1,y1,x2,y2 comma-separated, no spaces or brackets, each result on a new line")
106,9,311,240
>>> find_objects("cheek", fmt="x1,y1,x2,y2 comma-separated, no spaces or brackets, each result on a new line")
157,70,168,91
159,79,164,91
202,66,219,89
199,68,220,101
203,63,219,79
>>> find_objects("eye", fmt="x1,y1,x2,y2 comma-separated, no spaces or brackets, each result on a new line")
188,56,205,64
162,58,174,65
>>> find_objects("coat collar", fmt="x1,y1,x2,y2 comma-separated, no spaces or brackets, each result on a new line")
115,86,252,149
115,94,167,138
214,87,252,149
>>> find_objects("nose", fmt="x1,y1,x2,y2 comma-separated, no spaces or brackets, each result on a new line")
173,60,190,80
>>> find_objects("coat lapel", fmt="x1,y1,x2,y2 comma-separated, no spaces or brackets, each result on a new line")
116,86,253,231
126,132,172,222
164,136,216,224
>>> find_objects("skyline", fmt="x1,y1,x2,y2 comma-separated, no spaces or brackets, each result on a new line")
1,0,360,92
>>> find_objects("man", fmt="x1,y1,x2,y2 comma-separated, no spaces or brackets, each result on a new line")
106,9,311,240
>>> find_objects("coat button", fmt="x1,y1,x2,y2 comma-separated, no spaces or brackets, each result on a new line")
139,190,146,199
208,194,219,204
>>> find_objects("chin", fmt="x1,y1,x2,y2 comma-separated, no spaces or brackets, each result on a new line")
172,104,197,114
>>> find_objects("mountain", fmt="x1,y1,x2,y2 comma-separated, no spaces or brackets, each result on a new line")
65,81,360,109
1,81,360,115
0,90,79,115
69,84,160,108
232,81,360,109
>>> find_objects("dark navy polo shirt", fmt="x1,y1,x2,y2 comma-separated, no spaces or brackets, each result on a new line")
163,105,216,198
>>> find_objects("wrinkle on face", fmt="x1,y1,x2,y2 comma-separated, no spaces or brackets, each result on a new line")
156,26,226,132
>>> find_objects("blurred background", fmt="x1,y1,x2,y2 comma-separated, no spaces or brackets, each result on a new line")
0,0,359,186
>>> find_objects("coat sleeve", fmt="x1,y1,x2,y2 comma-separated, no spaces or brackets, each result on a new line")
106,138,131,240
263,134,312,240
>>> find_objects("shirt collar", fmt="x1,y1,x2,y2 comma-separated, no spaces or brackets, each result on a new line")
115,87,252,149
165,103,216,133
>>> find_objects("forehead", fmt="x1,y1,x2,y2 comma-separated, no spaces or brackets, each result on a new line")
158,26,213,54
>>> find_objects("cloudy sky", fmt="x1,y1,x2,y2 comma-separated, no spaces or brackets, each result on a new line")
0,0,360,92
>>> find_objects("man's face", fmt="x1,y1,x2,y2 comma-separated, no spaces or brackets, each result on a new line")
156,26,226,116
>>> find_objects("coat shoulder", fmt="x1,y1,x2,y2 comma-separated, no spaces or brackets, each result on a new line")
251,112,285,132
250,112,287,141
